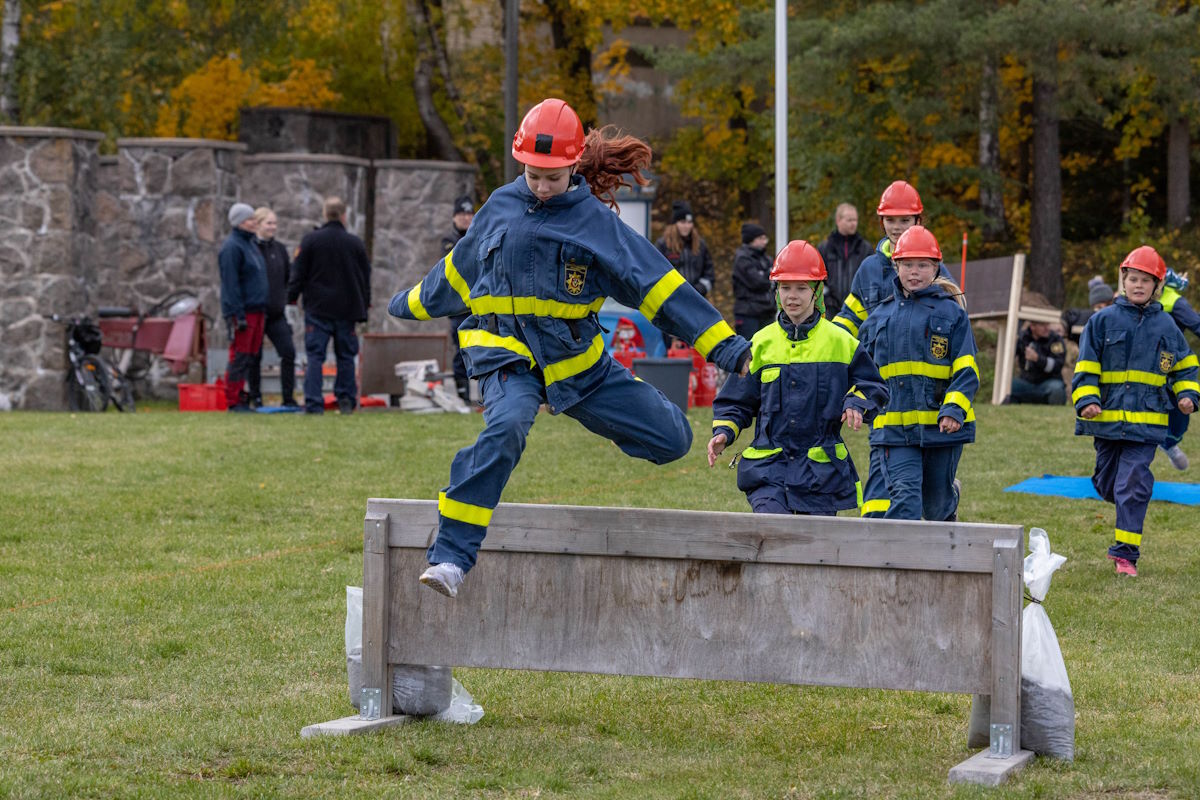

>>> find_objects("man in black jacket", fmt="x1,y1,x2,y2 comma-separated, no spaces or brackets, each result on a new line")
1008,321,1067,405
732,222,774,339
817,203,873,319
288,197,371,414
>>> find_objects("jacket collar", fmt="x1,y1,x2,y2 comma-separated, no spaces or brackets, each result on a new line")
1114,295,1162,314
891,274,952,302
233,227,255,242
515,173,592,210
776,307,821,340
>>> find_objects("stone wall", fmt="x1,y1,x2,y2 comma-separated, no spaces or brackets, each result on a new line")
0,127,104,410
372,160,476,333
0,128,479,409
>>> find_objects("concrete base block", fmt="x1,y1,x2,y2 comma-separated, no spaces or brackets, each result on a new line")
948,748,1035,786
300,714,414,738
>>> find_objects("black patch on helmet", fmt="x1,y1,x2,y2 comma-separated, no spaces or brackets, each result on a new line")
535,133,553,154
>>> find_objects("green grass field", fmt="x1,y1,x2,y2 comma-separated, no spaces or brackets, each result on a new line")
2,403,1199,798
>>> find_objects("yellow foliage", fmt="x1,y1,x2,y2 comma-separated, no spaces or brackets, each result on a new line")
155,55,340,141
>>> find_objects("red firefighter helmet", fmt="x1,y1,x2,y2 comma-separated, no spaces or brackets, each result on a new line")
511,98,586,168
876,180,924,216
892,225,942,261
1120,245,1166,282
770,240,827,282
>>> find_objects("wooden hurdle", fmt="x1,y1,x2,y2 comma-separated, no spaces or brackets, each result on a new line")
303,499,1034,786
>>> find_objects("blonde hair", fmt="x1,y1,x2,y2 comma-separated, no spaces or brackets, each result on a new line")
252,206,274,225
933,276,967,310
324,196,346,221
1119,267,1164,301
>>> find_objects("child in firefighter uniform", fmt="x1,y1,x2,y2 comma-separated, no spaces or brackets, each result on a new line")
707,240,888,514
1071,246,1198,577
388,98,750,598
832,181,953,517
858,226,977,521
1155,268,1200,470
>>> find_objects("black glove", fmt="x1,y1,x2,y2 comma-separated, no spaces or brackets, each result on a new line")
236,316,248,331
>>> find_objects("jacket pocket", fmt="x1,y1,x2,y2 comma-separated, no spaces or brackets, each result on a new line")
800,443,855,495
1100,329,1127,372
736,447,782,493
558,241,597,300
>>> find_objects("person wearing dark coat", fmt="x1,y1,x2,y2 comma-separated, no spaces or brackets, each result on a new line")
287,197,372,414
443,195,475,403
1008,322,1068,405
732,222,775,339
654,200,715,352
218,202,269,411
247,207,297,407
817,203,873,319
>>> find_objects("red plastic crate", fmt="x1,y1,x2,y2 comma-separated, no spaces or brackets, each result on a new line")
178,382,227,412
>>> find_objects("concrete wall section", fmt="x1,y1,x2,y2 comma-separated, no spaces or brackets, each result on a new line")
241,153,370,251
371,160,475,333
0,127,104,410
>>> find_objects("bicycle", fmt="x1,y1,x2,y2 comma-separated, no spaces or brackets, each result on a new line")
47,314,136,412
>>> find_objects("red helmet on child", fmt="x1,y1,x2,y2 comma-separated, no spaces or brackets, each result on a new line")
876,180,924,216
511,98,586,168
770,240,827,282
892,225,942,261
1120,246,1166,282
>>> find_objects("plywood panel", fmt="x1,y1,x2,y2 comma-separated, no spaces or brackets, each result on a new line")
385,548,993,694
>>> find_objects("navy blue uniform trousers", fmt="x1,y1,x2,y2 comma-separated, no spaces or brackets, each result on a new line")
878,444,962,521
1092,439,1156,563
429,359,693,571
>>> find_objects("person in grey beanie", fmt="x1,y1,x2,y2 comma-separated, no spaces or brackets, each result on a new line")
218,202,268,411
1062,276,1114,344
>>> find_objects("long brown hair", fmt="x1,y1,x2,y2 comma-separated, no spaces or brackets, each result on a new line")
577,125,651,211
662,222,701,255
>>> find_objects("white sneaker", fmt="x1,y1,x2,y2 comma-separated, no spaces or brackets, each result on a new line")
1163,444,1189,471
419,563,464,598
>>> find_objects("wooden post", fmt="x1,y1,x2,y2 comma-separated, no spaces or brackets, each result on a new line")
989,537,1022,752
362,511,392,717
993,253,1025,405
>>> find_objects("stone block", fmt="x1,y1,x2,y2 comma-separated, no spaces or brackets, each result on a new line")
94,189,123,226
141,152,170,194
47,189,75,231
194,198,215,242
30,234,72,274
155,207,189,240
3,315,44,348
29,138,73,183
21,373,67,410
117,242,152,275
171,148,216,197
0,297,35,326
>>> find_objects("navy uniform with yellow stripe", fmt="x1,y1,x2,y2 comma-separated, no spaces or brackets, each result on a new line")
388,172,749,572
1158,280,1200,451
858,276,979,520
712,309,888,514
831,237,952,339
1071,295,1200,564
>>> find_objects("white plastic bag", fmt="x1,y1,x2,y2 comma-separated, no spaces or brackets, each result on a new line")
1020,528,1075,760
343,585,481,722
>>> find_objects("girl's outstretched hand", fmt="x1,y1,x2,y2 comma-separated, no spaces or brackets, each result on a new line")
842,408,863,431
707,433,728,467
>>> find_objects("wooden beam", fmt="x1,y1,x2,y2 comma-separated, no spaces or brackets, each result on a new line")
993,253,1026,405
989,537,1024,751
368,499,1015,574
362,512,393,718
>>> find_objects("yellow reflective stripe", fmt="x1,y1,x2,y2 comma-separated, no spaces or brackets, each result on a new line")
873,408,977,428
855,480,863,507
1173,380,1200,395
879,361,951,380
1100,370,1166,387
1114,528,1142,546
1075,360,1101,376
742,446,782,459
807,444,848,462
1072,385,1101,404
407,281,431,321
458,329,535,365
1088,410,1168,426
470,295,605,319
639,270,686,320
952,354,979,378
834,315,860,337
843,293,867,322
1174,354,1199,371
438,491,492,527
861,498,890,515
713,419,740,439
849,387,867,400
694,320,735,358
443,251,471,306
944,391,972,413
544,334,605,386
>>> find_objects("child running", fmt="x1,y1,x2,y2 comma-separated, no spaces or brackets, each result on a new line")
1071,246,1198,577
707,240,887,514
388,98,750,598
858,226,977,521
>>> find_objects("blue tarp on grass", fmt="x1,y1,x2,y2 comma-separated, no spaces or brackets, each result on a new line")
1004,474,1200,506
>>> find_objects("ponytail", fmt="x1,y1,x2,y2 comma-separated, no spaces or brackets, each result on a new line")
933,277,967,310
577,125,652,210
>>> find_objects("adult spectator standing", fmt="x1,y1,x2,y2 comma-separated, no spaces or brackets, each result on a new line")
731,222,774,339
443,195,475,404
247,206,298,408
288,197,371,415
655,200,715,352
818,203,873,319
219,202,268,413
1008,321,1068,405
